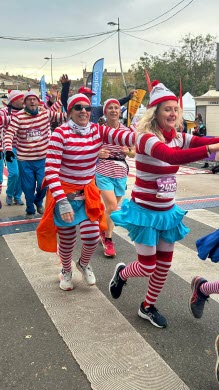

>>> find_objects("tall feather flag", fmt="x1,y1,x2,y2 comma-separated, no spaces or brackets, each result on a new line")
179,77,183,109
91,58,104,107
40,76,47,103
127,89,146,127
145,70,152,93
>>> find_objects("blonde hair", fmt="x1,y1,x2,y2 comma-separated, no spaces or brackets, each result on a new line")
136,103,182,142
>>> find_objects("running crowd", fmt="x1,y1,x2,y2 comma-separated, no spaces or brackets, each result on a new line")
1,77,219,384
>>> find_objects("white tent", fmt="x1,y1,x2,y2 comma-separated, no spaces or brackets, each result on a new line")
182,92,196,121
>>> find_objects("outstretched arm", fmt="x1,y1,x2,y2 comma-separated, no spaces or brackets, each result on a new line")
118,90,137,106
138,133,219,165
189,135,219,147
100,125,136,148
60,74,71,112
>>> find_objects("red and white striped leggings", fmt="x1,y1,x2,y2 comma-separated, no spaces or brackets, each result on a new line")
120,239,174,308
57,219,100,272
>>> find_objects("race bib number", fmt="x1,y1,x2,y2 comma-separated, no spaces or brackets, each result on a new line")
156,176,177,199
26,129,42,142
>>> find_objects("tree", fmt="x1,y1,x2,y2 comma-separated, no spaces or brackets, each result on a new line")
101,75,128,104
130,34,216,98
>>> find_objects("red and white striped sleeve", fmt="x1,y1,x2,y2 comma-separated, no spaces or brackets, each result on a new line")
45,127,67,202
49,99,62,113
137,133,209,165
0,108,10,129
100,124,136,148
48,100,66,124
4,114,19,151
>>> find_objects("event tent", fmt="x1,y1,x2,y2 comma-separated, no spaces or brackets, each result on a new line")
182,92,196,121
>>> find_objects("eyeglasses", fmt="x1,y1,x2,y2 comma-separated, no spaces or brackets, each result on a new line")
73,104,92,112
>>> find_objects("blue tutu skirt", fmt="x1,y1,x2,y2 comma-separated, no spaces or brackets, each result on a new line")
54,199,87,227
111,198,190,246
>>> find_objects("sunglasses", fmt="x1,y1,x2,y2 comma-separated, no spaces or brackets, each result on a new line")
73,104,92,112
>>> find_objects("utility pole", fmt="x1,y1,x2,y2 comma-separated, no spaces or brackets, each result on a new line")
44,54,53,84
117,18,128,95
107,18,128,95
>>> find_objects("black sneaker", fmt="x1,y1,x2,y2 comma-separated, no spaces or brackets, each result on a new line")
138,303,167,328
189,276,209,319
215,335,219,384
37,205,44,215
109,263,126,299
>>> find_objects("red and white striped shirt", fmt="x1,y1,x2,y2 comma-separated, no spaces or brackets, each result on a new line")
132,131,219,211
96,122,133,178
4,101,65,161
45,120,135,202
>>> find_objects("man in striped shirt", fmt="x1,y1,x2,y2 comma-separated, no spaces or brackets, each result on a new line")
4,90,65,219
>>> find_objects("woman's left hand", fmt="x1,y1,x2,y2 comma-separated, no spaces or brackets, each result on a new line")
61,211,74,223
58,198,74,223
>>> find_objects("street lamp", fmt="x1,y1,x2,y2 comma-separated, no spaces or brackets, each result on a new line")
44,54,53,84
107,18,128,95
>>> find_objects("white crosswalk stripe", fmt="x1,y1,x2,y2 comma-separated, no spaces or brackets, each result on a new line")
186,209,219,229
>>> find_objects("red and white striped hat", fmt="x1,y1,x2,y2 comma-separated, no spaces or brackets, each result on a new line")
67,93,90,113
103,98,120,116
148,80,178,108
24,90,40,102
8,90,24,104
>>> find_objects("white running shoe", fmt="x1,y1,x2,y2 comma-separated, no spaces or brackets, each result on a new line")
59,269,73,291
76,259,96,286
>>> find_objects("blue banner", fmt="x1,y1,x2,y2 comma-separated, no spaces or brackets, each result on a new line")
91,58,104,107
40,75,47,103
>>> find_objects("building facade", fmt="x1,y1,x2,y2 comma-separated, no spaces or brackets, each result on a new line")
195,89,219,136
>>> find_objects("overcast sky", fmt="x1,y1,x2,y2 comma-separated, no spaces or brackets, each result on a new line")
0,0,218,84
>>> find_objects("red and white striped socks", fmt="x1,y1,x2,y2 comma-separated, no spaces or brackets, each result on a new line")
200,281,219,296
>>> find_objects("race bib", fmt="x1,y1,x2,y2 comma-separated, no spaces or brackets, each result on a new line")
26,129,42,142
156,176,177,199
